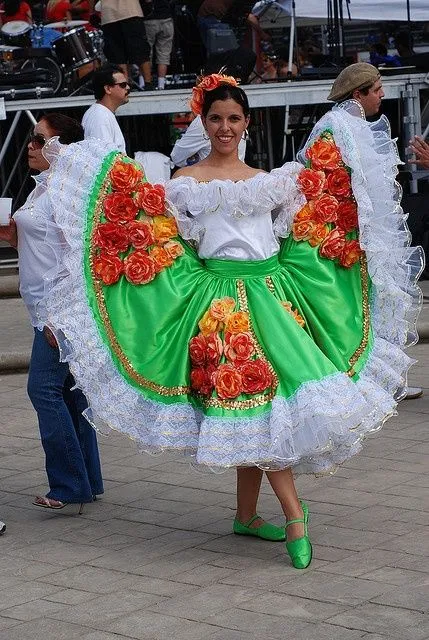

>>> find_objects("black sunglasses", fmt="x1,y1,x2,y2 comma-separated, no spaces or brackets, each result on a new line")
113,81,129,88
29,132,47,148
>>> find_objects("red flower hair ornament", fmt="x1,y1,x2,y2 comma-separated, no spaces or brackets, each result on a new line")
190,73,239,116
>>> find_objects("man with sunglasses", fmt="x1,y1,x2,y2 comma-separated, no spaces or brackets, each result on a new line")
82,63,129,153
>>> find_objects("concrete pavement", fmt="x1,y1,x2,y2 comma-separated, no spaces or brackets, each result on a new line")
0,292,428,638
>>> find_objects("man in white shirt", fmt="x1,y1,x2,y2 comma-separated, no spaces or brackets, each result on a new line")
171,115,246,167
82,64,129,153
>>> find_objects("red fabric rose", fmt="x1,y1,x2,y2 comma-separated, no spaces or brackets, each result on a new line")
134,183,166,216
213,363,242,399
127,220,155,250
93,253,123,285
190,366,215,396
313,194,339,224
93,222,129,255
319,228,346,260
190,86,205,116
189,334,207,367
239,359,272,395
306,137,342,171
206,332,223,365
110,160,143,193
326,167,351,198
340,239,363,268
224,332,255,363
297,169,326,199
123,251,156,284
336,200,359,233
103,192,138,224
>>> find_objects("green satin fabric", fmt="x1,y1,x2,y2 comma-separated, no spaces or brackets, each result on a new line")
84,155,373,417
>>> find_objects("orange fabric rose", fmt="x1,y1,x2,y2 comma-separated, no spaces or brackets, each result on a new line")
93,253,123,285
93,222,129,255
135,183,166,216
239,359,272,395
199,310,220,336
149,245,174,273
198,73,238,91
152,215,178,244
313,194,339,224
336,200,359,233
164,240,184,259
123,251,156,284
340,239,363,268
225,311,250,334
103,192,138,224
292,219,315,242
308,223,330,247
189,86,205,116
319,228,346,260
306,138,342,171
297,169,326,199
224,332,255,363
326,167,351,198
127,220,155,250
189,334,207,366
213,363,242,399
291,309,305,327
209,297,236,322
190,366,215,396
206,332,223,365
294,202,315,223
110,160,143,193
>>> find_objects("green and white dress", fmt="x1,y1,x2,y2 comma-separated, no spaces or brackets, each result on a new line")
42,100,423,474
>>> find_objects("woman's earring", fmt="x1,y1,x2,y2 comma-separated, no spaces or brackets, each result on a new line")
202,130,209,140
242,128,249,141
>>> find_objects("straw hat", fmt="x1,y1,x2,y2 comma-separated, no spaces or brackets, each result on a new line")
327,63,380,102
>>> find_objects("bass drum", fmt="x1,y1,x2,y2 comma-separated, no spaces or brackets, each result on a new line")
1,21,32,48
20,56,63,95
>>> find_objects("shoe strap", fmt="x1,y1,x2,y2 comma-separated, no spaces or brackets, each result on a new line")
285,517,304,527
242,514,260,527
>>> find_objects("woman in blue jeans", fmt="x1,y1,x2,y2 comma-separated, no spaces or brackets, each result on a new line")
0,113,103,511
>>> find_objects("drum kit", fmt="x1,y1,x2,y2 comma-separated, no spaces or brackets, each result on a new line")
0,18,105,99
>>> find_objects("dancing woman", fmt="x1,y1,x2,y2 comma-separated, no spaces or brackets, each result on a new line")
40,74,423,568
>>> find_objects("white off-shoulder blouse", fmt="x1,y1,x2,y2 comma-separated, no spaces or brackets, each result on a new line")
165,162,305,260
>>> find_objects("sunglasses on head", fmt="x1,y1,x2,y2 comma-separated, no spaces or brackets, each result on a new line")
113,81,129,88
29,132,47,148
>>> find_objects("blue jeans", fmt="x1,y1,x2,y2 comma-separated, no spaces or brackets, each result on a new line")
27,328,104,503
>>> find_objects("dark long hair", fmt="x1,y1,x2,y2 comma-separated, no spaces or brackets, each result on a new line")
201,84,250,118
41,113,84,144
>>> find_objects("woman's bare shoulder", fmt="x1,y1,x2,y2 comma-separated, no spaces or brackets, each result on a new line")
171,166,199,180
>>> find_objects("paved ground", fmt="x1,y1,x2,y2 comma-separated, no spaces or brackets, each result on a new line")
0,292,428,639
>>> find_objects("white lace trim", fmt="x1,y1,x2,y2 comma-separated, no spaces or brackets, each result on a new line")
165,162,306,243
42,134,422,474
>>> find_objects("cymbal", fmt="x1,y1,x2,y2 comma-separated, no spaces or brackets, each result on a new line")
45,19,88,29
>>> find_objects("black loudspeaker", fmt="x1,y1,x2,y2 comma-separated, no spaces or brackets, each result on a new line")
205,46,257,84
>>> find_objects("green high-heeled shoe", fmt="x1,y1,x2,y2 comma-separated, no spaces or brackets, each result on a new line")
285,501,312,569
233,514,286,541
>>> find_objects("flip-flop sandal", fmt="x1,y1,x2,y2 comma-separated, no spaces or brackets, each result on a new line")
33,496,68,509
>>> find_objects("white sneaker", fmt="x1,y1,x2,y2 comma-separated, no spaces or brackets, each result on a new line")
0,520,5,535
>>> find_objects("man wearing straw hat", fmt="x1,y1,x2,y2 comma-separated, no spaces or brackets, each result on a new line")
327,61,385,117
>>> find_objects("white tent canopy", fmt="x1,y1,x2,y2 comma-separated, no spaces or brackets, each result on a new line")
254,0,429,22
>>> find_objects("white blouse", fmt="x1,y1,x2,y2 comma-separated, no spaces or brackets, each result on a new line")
14,172,60,328
165,163,305,260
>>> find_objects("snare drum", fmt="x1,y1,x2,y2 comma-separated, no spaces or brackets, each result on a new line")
1,21,32,48
52,26,95,70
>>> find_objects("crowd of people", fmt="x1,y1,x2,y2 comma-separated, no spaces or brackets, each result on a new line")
0,62,425,574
